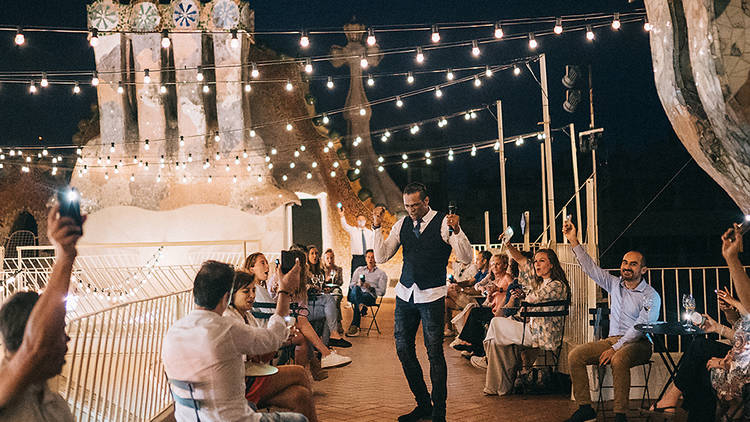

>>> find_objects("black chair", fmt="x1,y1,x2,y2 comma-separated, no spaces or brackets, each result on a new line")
519,298,571,370
167,378,202,422
363,295,384,335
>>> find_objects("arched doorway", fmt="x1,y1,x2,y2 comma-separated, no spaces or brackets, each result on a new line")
4,211,39,260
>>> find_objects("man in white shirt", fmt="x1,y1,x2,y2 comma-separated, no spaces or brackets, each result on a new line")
338,206,374,278
346,249,388,337
162,260,309,422
373,182,473,422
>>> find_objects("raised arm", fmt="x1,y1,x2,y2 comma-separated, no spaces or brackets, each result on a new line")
373,206,402,264
722,225,750,309
0,205,84,408
563,220,618,292
440,215,473,264
338,207,357,236
504,242,529,268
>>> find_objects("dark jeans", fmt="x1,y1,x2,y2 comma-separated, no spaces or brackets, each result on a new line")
350,255,366,277
348,285,376,327
458,307,494,356
675,336,732,422
394,296,447,417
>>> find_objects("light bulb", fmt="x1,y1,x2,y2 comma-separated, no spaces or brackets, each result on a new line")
271,148,277,155
474,76,481,87
406,72,414,84
471,40,480,57
104,172,109,180
426,158,432,165
110,142,115,152
360,54,368,69
161,30,170,48
515,137,524,146
196,66,204,81
644,20,653,31
294,149,300,158
304,59,312,74
225,164,230,172
485,66,492,77
91,71,99,86
402,162,408,169
202,84,209,93
89,28,99,46
312,161,318,168
215,152,220,160
401,153,408,160
188,153,193,162
366,28,376,46
333,161,339,168
330,171,336,177
322,114,329,124
160,84,167,94
179,136,185,147
513,65,521,76
286,123,293,131
378,165,384,172
431,25,440,43
612,13,621,30
230,29,239,48
446,69,454,80
528,33,538,49
40,73,48,87
249,130,256,137
435,87,442,98
73,82,81,94
306,172,312,179
285,80,293,91
130,174,135,182
367,75,374,86
251,63,259,78
145,139,150,150
586,25,594,41
326,76,334,89
282,174,288,181
29,81,37,94
299,31,309,48
471,145,477,156
208,175,213,183
425,151,431,158
214,131,220,142
117,82,124,94
494,22,504,39
554,17,563,35
494,141,501,150
15,28,25,46
396,97,403,108
415,47,424,63
143,69,151,84
359,107,366,116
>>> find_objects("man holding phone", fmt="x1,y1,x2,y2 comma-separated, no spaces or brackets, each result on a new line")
373,183,473,422
346,250,387,337
337,204,375,279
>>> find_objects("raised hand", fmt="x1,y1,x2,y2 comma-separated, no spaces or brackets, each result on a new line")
562,219,579,246
373,206,385,227
721,224,743,259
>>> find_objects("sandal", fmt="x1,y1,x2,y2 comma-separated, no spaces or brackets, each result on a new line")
644,405,677,415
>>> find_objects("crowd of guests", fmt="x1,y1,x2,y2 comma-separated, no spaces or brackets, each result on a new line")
0,202,749,422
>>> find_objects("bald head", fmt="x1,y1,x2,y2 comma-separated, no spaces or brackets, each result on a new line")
620,251,647,283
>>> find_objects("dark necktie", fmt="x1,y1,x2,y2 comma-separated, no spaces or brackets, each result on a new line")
413,218,423,238
361,230,367,252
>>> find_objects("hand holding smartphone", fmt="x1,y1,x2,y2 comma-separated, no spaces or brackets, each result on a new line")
57,187,83,226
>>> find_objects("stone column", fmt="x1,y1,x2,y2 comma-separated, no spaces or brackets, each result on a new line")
92,34,127,160
212,33,246,154
129,34,167,160
172,32,207,160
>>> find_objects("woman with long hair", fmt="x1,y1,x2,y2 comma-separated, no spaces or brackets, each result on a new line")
222,271,319,421
302,244,351,349
473,242,569,396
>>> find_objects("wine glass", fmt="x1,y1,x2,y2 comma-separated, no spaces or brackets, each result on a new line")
682,294,697,332
641,295,654,329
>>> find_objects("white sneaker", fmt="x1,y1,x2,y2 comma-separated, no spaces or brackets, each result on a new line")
470,355,487,370
449,338,463,349
321,350,352,369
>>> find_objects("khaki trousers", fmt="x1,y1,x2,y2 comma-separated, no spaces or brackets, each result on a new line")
568,336,652,414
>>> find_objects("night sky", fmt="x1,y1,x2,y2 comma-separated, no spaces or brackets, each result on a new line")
0,1,744,267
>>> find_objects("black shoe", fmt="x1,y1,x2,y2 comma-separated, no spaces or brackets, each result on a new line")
614,413,627,422
564,405,596,422
397,405,433,422
453,344,473,352
328,338,352,348
361,306,368,316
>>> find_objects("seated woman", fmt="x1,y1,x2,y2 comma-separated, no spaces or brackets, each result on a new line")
270,247,353,372
445,251,485,336
223,271,319,422
305,244,351,349
651,226,750,421
472,243,569,396
450,254,512,357
321,248,344,335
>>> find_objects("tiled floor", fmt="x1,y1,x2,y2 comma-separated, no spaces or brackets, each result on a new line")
314,299,581,422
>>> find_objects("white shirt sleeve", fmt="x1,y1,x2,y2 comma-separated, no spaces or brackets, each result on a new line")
340,215,357,236
229,314,289,356
440,216,474,264
374,217,404,264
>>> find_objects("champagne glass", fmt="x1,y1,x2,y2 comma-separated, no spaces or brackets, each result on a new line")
682,294,696,332
641,295,654,329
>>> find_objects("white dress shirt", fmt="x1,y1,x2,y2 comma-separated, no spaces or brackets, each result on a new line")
374,207,474,303
162,309,289,421
0,376,73,422
341,216,375,256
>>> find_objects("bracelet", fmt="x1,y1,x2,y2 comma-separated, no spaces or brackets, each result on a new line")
278,290,291,296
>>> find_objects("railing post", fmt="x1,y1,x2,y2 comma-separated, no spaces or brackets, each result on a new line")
484,211,491,250
523,211,530,252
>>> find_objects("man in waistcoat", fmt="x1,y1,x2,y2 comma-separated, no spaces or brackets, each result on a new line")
373,183,474,422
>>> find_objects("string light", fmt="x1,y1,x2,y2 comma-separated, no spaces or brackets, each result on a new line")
322,114,330,124
214,131,220,142
143,69,151,84
401,162,408,169
161,30,170,48
282,174,288,181
160,84,167,94
144,139,150,150
29,81,36,94
91,71,99,86
366,28,376,46
493,140,501,150
225,164,230,172
515,137,524,146
197,66,204,81
513,65,521,76
415,47,424,63
208,175,213,183
230,29,239,48
431,25,440,43
286,122,293,131
425,151,431,158
406,72,414,84
471,145,477,156
426,158,432,165
90,28,98,47
554,18,563,35
330,170,336,177
401,153,408,160
14,27,25,46
378,165,384,172
586,25,595,41
446,69,454,80
202,84,209,93
485,66,493,77
494,22,504,39
40,73,48,87
367,74,374,86
326,76,334,89
117,82,124,94
435,87,443,98
215,151,221,160
306,172,312,179
249,130,256,137
359,107,366,116
332,161,340,168
110,142,115,152
473,75,481,87
410,124,420,134
471,40,480,57
304,58,313,74
644,19,653,31
271,148,277,155
612,13,621,30
293,149,300,158
104,172,109,179
251,63,259,78
235,155,240,164
396,97,403,108
312,161,318,168
243,149,248,158
360,54,369,69
528,33,538,49
299,30,310,48
130,174,135,182
285,80,293,91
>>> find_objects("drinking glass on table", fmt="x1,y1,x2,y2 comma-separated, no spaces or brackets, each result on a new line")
682,294,697,332
641,295,654,329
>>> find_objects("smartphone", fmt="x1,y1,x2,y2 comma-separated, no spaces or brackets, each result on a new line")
728,216,750,241
448,274,456,283
336,202,343,209
57,187,83,226
280,250,295,274
359,274,365,282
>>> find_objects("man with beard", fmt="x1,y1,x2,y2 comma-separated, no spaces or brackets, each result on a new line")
562,220,660,422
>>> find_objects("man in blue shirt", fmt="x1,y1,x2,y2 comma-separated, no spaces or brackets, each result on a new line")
346,250,388,337
563,220,660,422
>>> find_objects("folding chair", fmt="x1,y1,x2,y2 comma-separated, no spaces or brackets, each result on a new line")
167,378,202,422
251,301,296,365
519,298,571,370
364,296,384,335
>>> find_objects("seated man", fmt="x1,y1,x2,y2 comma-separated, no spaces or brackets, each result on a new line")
345,249,388,337
162,259,308,422
563,220,660,422
0,205,83,421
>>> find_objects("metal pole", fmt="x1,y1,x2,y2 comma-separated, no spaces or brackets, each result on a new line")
523,211,530,251
592,149,599,245
540,143,548,245
570,123,583,232
484,211,490,250
540,53,557,245
585,179,598,259
497,100,508,230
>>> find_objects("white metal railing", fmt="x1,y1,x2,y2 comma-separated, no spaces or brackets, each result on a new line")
57,288,195,422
